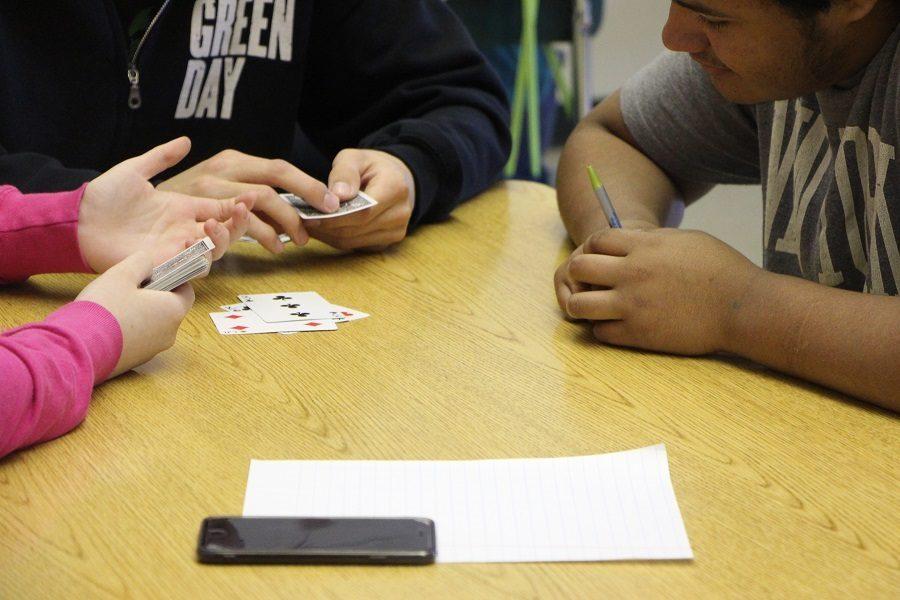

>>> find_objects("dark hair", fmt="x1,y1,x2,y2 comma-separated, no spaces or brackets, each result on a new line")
776,0,900,18
774,0,833,17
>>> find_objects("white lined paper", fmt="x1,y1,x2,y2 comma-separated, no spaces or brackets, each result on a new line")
242,444,693,563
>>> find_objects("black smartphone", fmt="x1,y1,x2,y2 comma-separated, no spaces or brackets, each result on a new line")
197,516,436,565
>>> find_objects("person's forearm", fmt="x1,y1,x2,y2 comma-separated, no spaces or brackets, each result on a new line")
556,107,681,245
0,302,122,458
0,184,92,282
725,271,900,410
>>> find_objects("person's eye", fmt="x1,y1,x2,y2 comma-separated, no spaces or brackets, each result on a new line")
697,14,729,31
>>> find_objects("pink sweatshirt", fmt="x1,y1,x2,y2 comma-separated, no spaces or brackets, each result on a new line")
0,185,122,458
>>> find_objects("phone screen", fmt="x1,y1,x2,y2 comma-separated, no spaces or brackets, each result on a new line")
198,517,436,565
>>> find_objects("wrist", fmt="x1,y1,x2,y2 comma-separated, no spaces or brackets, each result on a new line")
76,181,101,273
45,301,124,384
366,144,427,227
720,265,772,355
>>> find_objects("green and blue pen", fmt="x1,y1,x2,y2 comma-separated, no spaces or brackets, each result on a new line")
587,165,622,229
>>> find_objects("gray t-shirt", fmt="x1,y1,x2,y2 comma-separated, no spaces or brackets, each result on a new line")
620,26,900,295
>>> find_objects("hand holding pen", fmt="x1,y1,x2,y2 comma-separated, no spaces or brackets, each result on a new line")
587,165,622,229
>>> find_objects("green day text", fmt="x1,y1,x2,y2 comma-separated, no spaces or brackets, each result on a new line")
176,0,295,120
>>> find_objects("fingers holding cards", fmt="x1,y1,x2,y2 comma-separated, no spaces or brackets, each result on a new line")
281,191,378,221
239,192,376,246
142,236,215,292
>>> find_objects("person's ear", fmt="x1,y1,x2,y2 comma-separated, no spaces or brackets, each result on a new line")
829,0,880,25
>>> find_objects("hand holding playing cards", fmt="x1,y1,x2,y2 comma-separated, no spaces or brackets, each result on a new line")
76,252,194,379
78,138,255,273
305,149,415,251
157,148,341,253
562,228,762,355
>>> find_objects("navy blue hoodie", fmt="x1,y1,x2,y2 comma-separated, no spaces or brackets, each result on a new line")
0,0,510,228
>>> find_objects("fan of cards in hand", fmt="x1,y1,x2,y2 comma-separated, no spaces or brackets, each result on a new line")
142,237,215,292
209,292,369,335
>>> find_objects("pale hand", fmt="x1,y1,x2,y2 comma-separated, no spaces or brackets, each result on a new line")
76,252,194,380
78,138,254,273
562,228,764,355
158,149,340,254
305,149,416,251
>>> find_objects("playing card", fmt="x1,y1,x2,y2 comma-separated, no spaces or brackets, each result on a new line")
150,236,213,279
237,292,334,323
327,305,369,322
209,311,337,335
239,233,292,244
280,191,378,220
142,236,214,291
220,303,253,312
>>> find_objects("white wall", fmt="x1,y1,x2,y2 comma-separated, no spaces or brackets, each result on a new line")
592,0,670,97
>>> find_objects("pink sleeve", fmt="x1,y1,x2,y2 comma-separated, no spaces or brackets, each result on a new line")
0,301,122,458
0,184,93,283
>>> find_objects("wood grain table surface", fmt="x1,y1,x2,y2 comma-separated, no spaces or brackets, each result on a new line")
1,181,897,599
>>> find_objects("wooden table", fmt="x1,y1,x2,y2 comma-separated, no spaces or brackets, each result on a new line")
1,181,897,598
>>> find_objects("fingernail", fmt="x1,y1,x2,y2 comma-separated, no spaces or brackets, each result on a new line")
324,192,339,212
332,182,351,198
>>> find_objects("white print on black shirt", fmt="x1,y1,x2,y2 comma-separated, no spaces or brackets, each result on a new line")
765,99,898,294
176,0,295,120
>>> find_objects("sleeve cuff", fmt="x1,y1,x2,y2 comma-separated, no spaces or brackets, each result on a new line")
369,143,441,230
43,301,123,384
0,183,93,280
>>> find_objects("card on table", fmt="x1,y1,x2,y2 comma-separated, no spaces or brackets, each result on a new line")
327,305,369,322
236,292,334,323
222,302,369,324
278,305,369,332
209,311,337,335
280,191,378,220
220,303,254,312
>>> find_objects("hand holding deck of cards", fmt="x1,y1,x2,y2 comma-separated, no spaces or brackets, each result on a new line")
142,237,215,291
210,291,369,335
240,192,379,245
281,191,378,220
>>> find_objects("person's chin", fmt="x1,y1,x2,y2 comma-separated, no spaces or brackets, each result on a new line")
704,69,807,104
694,61,752,102
707,76,772,105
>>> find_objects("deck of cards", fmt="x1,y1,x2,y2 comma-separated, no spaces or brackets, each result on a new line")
142,237,215,292
209,291,369,335
281,191,378,220
240,192,378,244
